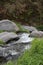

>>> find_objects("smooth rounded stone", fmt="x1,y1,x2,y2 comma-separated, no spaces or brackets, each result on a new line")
0,32,18,43
29,31,43,37
22,25,37,32
0,20,19,31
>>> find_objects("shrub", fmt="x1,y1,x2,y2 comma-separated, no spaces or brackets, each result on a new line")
36,25,43,31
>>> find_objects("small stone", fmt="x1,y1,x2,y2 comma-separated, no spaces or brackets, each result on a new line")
30,31,43,37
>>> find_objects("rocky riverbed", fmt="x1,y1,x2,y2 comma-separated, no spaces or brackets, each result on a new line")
0,20,43,65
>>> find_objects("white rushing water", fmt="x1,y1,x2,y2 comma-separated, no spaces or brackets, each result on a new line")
17,33,34,43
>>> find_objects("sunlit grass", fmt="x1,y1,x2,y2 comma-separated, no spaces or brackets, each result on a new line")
16,22,29,33
16,38,43,65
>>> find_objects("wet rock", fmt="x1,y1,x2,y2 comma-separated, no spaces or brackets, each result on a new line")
6,50,19,60
5,43,25,52
0,47,9,57
0,32,18,43
0,20,19,32
29,31,43,37
0,46,20,61
22,25,37,32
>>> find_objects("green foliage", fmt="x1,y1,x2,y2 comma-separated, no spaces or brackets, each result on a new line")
0,30,5,33
0,39,5,45
16,22,29,33
0,30,6,45
4,61,14,65
15,38,43,65
36,25,43,31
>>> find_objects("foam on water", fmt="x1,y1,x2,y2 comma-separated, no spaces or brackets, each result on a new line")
18,33,34,43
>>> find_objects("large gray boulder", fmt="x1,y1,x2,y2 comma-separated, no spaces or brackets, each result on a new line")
0,32,18,43
22,25,37,32
0,20,19,31
29,31,43,37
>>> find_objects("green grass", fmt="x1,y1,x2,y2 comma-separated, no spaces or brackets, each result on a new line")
0,30,5,33
5,38,43,65
16,22,29,33
0,39,5,45
4,61,14,65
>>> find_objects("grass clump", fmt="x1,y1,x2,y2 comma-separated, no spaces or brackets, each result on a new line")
15,38,43,65
0,39,5,45
16,22,29,33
